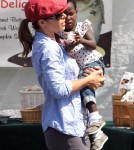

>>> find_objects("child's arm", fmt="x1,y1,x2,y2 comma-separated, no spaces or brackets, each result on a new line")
55,33,76,58
75,27,97,50
62,40,77,58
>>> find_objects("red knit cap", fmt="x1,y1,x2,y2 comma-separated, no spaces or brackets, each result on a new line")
24,0,67,22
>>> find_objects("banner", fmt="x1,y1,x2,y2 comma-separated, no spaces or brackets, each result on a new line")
0,0,29,67
0,0,112,67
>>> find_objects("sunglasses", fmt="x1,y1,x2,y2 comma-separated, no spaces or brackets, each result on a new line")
46,12,65,20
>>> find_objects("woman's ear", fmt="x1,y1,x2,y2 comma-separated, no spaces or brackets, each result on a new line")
38,19,45,27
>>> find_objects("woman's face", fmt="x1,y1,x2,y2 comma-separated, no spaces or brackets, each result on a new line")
48,12,67,32
39,13,66,36
64,2,77,31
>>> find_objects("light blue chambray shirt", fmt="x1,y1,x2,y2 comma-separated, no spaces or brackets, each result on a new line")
32,32,86,137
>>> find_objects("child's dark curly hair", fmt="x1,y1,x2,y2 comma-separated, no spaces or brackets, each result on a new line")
67,0,77,9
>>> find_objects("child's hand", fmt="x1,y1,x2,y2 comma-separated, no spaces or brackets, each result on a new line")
63,40,75,52
73,32,84,45
74,32,81,43
61,40,75,58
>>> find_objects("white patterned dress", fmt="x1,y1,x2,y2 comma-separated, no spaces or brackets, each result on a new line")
59,19,104,70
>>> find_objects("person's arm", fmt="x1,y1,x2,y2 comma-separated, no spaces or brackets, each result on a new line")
59,29,96,53
40,43,104,99
71,67,105,93
75,27,96,50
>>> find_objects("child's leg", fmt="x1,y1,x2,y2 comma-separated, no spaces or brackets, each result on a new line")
91,130,108,150
80,87,105,135
85,102,105,135
81,61,107,149
86,102,103,124
84,99,108,150
87,101,108,149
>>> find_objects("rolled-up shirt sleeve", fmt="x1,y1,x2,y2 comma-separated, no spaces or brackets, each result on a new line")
40,43,73,99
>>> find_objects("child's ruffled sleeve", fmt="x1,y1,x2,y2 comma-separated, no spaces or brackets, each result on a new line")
83,19,94,32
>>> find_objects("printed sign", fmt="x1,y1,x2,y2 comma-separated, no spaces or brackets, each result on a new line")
0,0,29,67
0,0,112,67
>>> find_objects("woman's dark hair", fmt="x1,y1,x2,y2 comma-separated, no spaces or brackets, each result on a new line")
67,0,77,9
18,19,39,57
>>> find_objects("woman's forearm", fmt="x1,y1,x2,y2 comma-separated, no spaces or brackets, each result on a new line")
71,69,105,93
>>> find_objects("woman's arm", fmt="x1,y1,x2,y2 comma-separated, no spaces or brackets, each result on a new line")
71,67,105,93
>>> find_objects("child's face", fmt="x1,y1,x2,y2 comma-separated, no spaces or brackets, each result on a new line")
64,2,77,31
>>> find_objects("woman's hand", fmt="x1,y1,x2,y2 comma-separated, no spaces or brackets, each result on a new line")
84,66,105,90
71,66,105,93
84,66,102,75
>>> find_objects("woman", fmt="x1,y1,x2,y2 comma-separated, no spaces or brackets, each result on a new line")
18,0,105,149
